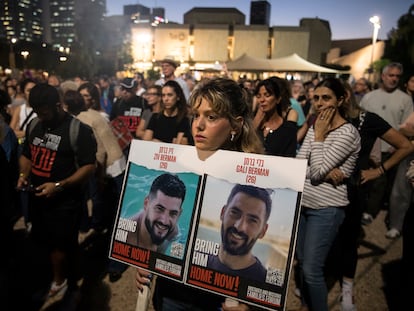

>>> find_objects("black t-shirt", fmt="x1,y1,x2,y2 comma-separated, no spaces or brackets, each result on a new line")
22,114,97,197
110,95,147,135
260,121,297,157
207,254,267,283
349,111,391,170
147,113,190,143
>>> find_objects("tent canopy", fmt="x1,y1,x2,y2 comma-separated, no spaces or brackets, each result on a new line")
225,54,272,71
226,53,340,73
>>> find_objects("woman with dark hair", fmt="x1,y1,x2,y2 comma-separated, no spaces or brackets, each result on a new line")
78,82,108,119
326,81,413,311
253,78,297,157
295,78,361,311
143,80,190,144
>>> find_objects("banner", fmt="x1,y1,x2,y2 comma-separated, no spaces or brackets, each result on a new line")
109,140,307,310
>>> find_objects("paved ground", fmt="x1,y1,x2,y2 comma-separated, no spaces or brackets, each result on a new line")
9,209,404,311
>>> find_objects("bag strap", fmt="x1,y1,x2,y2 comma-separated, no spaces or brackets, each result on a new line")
20,109,35,131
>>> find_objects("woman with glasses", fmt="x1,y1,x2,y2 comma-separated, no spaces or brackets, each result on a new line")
136,85,162,139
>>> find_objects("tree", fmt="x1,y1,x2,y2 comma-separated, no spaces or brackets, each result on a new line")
383,4,414,80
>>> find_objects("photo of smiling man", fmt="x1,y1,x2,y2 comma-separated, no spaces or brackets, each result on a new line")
126,173,186,253
207,183,272,282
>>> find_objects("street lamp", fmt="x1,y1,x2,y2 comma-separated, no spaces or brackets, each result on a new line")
369,16,381,71
9,37,17,68
21,51,29,68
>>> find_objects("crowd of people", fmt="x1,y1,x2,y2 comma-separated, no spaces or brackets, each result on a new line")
1,58,413,311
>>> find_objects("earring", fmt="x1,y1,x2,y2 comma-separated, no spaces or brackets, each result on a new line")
230,131,236,142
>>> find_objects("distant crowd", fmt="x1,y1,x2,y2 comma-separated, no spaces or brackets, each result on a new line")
1,59,413,311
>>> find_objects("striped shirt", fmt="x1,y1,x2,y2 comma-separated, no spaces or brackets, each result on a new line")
297,123,361,209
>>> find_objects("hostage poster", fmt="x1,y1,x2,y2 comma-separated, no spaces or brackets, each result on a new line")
109,140,307,310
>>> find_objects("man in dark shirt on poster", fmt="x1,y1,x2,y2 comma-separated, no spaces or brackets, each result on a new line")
17,84,96,304
207,184,272,282
126,173,186,254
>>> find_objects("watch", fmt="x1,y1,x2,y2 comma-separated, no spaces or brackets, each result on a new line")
55,182,63,191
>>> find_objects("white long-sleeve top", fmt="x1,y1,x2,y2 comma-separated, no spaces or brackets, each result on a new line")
297,123,361,209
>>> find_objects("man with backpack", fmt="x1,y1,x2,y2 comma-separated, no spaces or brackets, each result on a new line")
17,83,97,305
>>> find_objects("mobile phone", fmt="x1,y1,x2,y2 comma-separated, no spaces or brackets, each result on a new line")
18,184,41,193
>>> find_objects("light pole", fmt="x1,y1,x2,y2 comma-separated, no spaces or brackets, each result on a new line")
21,51,29,68
9,38,17,68
369,16,381,80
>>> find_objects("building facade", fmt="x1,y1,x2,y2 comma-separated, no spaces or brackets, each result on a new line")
130,17,331,72
0,0,42,42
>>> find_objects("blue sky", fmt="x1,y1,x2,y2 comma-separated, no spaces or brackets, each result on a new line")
106,0,411,40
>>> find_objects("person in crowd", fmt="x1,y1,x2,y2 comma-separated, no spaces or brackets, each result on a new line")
353,78,371,105
78,82,109,120
403,73,414,103
155,57,190,100
110,77,147,140
327,81,413,311
295,78,361,311
9,78,37,145
360,63,413,227
6,84,25,115
143,80,190,144
401,139,414,309
385,109,414,238
274,77,306,130
60,80,79,95
0,91,19,232
98,75,115,116
136,85,162,139
64,90,126,236
253,78,297,157
136,77,264,311
0,88,18,174
126,173,186,252
134,72,147,97
68,85,129,282
47,74,61,88
0,88,12,124
17,83,96,305
207,184,271,283
291,80,305,102
9,78,37,232
301,81,315,117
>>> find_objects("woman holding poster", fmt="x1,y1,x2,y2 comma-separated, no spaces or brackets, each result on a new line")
295,78,361,311
136,77,264,310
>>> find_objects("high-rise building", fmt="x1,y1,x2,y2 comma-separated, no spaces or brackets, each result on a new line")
42,0,106,49
250,0,270,26
0,0,43,42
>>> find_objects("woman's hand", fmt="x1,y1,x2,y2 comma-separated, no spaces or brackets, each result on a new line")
360,167,383,184
314,107,335,141
326,167,344,186
135,268,152,293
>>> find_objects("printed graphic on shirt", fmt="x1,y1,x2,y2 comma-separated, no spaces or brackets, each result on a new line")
120,107,142,132
30,133,61,177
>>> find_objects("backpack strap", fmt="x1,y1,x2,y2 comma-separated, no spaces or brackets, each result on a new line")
26,117,40,137
69,117,81,168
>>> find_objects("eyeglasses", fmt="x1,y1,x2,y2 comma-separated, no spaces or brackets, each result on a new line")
146,92,160,96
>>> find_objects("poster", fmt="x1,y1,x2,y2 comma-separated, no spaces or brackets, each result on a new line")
109,140,307,310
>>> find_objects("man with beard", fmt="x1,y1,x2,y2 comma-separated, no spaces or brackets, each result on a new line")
126,173,186,253
207,184,271,282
